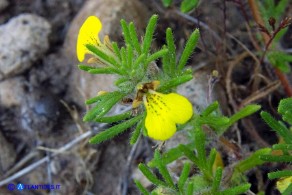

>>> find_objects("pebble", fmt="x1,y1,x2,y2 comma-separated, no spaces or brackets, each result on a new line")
0,14,51,80
0,76,25,107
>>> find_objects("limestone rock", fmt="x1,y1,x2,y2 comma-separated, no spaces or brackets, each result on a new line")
0,77,25,107
0,14,51,79
63,0,149,106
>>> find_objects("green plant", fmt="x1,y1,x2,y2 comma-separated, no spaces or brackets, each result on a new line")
252,0,292,96
76,13,291,194
259,98,292,195
77,15,198,143
136,101,260,194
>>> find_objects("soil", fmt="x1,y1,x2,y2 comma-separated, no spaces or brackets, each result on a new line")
0,0,291,195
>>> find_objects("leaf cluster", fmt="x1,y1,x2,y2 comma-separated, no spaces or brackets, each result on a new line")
259,98,292,195
258,0,289,23
80,15,199,144
135,102,261,194
256,0,291,73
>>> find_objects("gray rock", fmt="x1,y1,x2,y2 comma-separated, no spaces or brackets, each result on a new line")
0,76,26,107
0,14,51,79
0,0,9,12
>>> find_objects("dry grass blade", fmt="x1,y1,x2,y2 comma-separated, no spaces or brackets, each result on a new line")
0,131,93,187
239,81,281,108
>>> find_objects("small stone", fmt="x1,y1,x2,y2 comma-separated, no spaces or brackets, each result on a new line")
20,89,61,135
0,0,9,12
0,14,51,79
0,77,25,107
177,69,227,112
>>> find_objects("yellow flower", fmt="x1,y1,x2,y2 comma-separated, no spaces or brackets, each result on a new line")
143,90,193,141
77,16,102,62
276,176,292,193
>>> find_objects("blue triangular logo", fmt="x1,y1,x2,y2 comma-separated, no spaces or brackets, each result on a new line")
17,183,24,191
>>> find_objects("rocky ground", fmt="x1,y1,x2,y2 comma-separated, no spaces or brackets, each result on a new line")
0,0,291,194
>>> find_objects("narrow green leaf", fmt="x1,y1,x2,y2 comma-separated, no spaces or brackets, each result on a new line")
228,105,261,126
275,0,289,17
115,77,128,85
260,155,292,162
133,54,146,69
198,116,230,128
89,114,143,144
180,0,199,13
207,148,217,173
158,74,193,92
129,22,141,55
83,92,125,121
134,179,150,195
85,91,122,105
145,48,168,65
261,111,292,144
278,98,292,116
186,181,194,195
130,120,143,145
219,183,251,195
138,163,167,187
162,45,171,75
212,167,223,193
162,0,173,7
235,148,271,173
86,44,119,67
201,101,219,117
194,128,206,167
194,127,212,179
120,19,132,45
142,15,158,54
120,47,127,69
127,44,134,69
282,111,292,125
94,110,132,123
166,28,176,75
268,170,292,179
178,144,200,166
268,51,291,73
112,42,121,60
178,162,191,191
154,150,175,188
148,143,195,168
78,64,96,71
272,144,292,151
178,29,200,71
88,67,123,75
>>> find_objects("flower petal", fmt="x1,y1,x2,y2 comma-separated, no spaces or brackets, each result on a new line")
144,102,176,140
163,93,193,124
276,176,292,193
77,16,102,62
144,91,193,140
